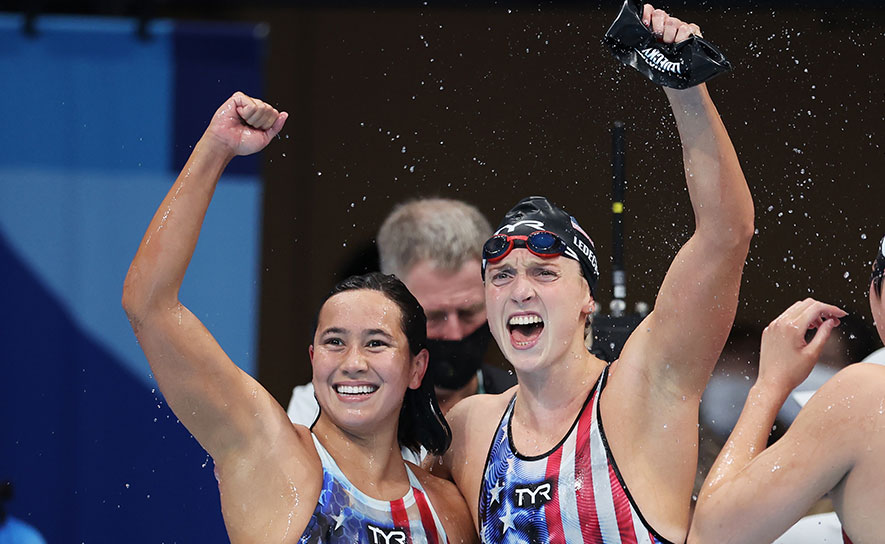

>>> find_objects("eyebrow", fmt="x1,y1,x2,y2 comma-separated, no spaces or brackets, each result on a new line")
486,262,513,274
321,327,395,339
462,301,486,313
365,329,394,340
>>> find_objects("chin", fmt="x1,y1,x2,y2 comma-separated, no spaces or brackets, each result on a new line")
505,345,549,373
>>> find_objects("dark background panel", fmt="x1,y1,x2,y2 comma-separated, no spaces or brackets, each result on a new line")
6,0,883,408
255,5,885,402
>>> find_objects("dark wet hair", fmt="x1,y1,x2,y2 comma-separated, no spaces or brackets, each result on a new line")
312,272,452,456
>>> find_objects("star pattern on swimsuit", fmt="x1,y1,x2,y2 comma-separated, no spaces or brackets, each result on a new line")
499,505,515,535
490,480,504,505
330,510,345,531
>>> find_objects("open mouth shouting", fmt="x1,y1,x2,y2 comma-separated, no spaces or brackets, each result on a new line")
507,313,544,349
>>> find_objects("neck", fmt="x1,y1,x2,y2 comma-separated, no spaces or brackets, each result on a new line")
311,414,409,499
514,346,606,423
435,373,479,415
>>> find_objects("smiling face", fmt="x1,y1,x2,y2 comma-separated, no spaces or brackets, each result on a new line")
310,289,427,436
484,248,593,372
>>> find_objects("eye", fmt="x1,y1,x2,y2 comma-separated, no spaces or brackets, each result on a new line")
490,269,514,285
534,267,559,279
366,339,390,349
323,337,344,347
426,311,447,324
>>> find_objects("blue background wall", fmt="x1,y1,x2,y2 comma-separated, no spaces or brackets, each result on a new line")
0,15,265,542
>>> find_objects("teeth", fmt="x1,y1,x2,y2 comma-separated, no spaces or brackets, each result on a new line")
336,385,377,395
508,314,543,326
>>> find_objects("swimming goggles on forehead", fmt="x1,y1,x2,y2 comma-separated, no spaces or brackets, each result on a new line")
482,230,566,263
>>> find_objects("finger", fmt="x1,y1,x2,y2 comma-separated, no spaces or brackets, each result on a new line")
254,103,281,130
232,91,256,119
266,111,288,140
798,301,848,330
783,298,822,321
651,9,667,37
243,102,274,128
674,23,694,42
689,23,703,38
804,318,839,359
662,17,681,43
774,298,816,326
642,4,654,27
257,107,281,131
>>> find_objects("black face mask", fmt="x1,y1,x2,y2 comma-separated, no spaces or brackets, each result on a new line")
424,322,493,391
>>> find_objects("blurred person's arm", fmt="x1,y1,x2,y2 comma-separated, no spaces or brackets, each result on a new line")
690,299,850,544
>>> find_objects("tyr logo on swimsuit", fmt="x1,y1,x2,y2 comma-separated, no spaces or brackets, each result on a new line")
514,481,553,507
367,525,407,544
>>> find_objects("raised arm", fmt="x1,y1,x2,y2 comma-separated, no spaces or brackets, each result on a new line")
689,299,849,544
620,5,754,396
122,92,289,459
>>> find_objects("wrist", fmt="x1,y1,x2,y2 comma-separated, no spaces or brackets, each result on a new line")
748,380,792,408
664,83,710,109
194,133,237,165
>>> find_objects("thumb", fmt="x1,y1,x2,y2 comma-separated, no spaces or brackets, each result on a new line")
267,111,288,140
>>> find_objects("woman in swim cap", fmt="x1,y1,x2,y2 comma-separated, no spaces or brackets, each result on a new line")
122,92,476,543
432,5,755,543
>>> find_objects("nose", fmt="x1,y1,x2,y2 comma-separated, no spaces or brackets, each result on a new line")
510,271,535,305
433,311,464,341
340,346,369,375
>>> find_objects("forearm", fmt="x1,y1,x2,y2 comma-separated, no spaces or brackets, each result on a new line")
123,135,234,318
664,85,754,243
701,382,788,496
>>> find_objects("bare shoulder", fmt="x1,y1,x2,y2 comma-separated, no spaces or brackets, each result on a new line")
807,363,885,406
214,421,324,542
434,388,515,516
787,364,885,455
447,386,516,430
445,388,515,467
810,363,885,419
222,419,321,479
829,362,885,387
408,462,479,543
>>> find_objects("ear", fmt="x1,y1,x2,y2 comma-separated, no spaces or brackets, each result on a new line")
581,283,596,316
408,348,430,390
308,344,315,366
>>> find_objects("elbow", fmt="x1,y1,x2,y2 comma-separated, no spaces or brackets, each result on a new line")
733,214,755,250
121,266,161,325
701,210,754,254
729,198,756,248
121,274,146,325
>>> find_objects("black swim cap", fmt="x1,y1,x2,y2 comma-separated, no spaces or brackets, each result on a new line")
872,235,885,297
603,0,732,89
483,196,599,295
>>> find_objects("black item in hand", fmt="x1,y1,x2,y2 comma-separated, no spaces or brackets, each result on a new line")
603,0,732,89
